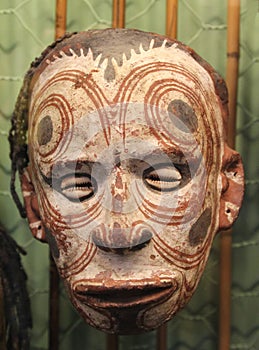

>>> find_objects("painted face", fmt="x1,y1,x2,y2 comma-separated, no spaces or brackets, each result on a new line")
21,29,244,334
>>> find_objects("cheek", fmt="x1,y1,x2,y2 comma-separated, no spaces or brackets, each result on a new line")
45,228,60,259
152,200,214,270
166,179,206,225
188,208,212,246
45,227,97,279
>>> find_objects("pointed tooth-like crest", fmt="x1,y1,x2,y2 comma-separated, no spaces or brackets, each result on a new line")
149,39,155,50
162,39,167,48
95,53,103,66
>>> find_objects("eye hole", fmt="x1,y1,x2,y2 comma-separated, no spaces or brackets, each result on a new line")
60,174,97,202
143,165,182,192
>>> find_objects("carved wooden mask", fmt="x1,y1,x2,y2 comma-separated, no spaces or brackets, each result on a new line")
19,29,244,334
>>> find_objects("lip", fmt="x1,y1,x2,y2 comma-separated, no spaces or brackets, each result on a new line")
73,278,178,308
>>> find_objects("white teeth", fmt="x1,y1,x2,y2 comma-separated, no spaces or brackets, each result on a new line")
61,175,94,200
61,176,91,190
145,166,182,191
145,178,181,190
149,167,182,180
62,188,93,200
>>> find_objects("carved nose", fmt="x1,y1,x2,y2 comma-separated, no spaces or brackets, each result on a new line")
110,166,130,213
91,224,152,254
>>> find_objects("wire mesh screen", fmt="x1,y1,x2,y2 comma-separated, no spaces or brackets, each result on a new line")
0,0,258,349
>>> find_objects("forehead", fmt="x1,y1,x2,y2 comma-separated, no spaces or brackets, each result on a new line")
29,31,225,165
30,31,220,109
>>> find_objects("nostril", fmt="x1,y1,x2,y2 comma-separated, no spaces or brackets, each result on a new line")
91,228,152,254
91,230,111,252
130,230,152,252
142,229,153,242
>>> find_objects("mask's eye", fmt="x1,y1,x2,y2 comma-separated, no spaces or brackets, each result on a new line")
143,165,182,192
60,174,97,202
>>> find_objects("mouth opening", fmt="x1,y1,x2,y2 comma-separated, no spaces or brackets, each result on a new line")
74,279,178,308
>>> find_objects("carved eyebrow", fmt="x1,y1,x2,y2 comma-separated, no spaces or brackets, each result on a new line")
40,160,96,184
52,160,95,171
138,144,185,157
143,152,188,168
140,148,202,175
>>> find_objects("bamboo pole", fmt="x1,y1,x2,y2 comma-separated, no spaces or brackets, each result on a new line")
49,254,60,350
226,0,240,147
156,324,167,350
55,0,67,40
219,1,240,350
48,2,67,350
107,334,119,350
112,0,126,28
166,0,178,39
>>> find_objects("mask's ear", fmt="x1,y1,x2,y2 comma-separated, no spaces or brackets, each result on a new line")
219,145,244,231
20,167,46,242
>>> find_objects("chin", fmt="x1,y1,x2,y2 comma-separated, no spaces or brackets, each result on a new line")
65,276,188,334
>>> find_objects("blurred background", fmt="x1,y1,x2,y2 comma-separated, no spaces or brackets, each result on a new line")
0,0,258,349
